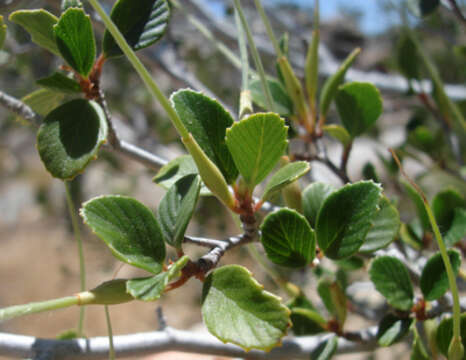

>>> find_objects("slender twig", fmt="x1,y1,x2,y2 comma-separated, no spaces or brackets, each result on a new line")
183,236,226,248
0,326,379,359
340,142,353,176
104,306,115,360
446,0,466,26
64,181,86,337
0,90,41,126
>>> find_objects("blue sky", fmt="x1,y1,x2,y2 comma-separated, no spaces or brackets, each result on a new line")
208,0,399,34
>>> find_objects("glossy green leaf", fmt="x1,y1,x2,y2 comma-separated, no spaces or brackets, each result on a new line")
153,155,210,196
302,182,336,228
319,47,360,118
310,336,338,360
37,99,107,179
335,82,383,138
103,0,170,58
201,265,290,351
432,189,465,235
15,89,65,124
397,33,420,81
61,0,83,11
407,0,440,17
420,249,461,301
369,256,414,311
126,255,189,301
260,208,316,268
171,89,238,184
322,125,351,147
226,113,288,189
445,208,466,247
360,196,401,253
377,314,413,346
289,309,326,336
157,174,201,249
54,8,96,76
411,326,430,360
317,278,347,326
249,77,293,116
37,72,81,93
0,16,6,50
316,181,382,260
436,314,466,358
9,10,59,55
261,161,310,201
81,195,166,274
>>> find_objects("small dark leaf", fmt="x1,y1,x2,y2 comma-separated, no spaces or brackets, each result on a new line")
37,99,107,180
126,256,189,301
157,174,201,249
316,181,382,260
54,8,96,76
369,256,414,311
302,182,336,227
171,89,238,184
260,208,316,268
81,195,166,274
377,314,413,346
420,249,461,301
362,162,380,183
201,265,290,351
290,308,326,336
432,188,465,235
436,313,466,357
310,336,338,360
37,72,81,93
445,208,466,247
397,33,420,81
103,0,170,58
335,256,365,271
407,0,440,17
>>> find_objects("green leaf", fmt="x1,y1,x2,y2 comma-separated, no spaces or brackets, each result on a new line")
157,174,201,249
322,125,351,147
402,180,430,231
153,155,210,196
316,181,382,260
61,0,83,12
336,256,365,271
436,313,466,358
432,189,465,235
362,162,380,183
445,208,466,247
360,196,401,253
54,8,96,76
397,33,420,81
407,0,440,17
171,89,238,184
37,72,81,93
226,113,288,189
335,82,383,138
126,255,189,301
81,195,166,274
15,89,65,124
290,308,326,336
420,249,462,301
319,47,360,118
103,0,170,58
411,326,430,360
302,182,336,228
9,10,59,55
249,77,293,116
317,278,347,326
310,336,339,360
260,208,316,268
36,99,107,179
377,314,413,346
261,161,310,201
369,256,414,311
201,265,290,351
0,16,6,50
